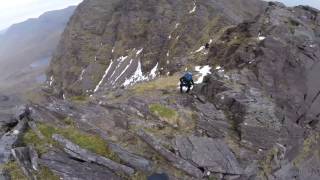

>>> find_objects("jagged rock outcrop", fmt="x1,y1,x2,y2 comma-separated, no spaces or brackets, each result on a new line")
175,136,243,175
52,134,135,176
39,150,121,180
1,0,320,180
48,0,267,96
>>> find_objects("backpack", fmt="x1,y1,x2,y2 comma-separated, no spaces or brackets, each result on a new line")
184,72,193,81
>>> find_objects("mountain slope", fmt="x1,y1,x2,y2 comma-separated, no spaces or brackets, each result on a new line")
0,1,320,180
0,6,76,93
48,0,267,96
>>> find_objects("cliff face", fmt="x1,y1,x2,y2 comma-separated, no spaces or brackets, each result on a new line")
48,0,267,95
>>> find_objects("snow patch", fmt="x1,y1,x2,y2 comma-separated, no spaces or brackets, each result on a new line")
310,44,316,48
257,32,266,41
136,48,143,55
175,23,180,29
195,46,205,53
123,61,148,87
167,51,170,57
195,65,212,84
149,63,159,79
189,2,197,14
113,59,133,84
79,69,86,81
215,66,222,70
176,36,180,40
118,56,128,63
94,60,114,92
13,130,20,135
168,35,172,39
209,39,213,44
49,76,54,86
249,59,256,64
112,47,115,53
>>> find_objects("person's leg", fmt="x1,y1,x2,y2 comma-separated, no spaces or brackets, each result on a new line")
180,84,183,93
186,84,191,93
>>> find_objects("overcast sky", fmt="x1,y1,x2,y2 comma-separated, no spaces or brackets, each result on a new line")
273,0,320,9
0,0,83,30
0,0,319,31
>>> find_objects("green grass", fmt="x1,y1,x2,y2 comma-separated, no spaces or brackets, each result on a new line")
149,104,177,119
36,166,59,180
2,162,27,180
130,171,147,180
131,75,179,93
70,95,87,102
23,123,119,161
2,161,59,180
23,129,49,154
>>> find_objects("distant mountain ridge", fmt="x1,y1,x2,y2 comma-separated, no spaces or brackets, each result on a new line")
0,6,76,93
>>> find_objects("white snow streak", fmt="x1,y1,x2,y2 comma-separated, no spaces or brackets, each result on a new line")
49,76,54,86
257,32,266,41
175,23,180,29
123,61,148,86
209,39,213,44
79,69,86,81
94,60,113,92
149,63,159,79
118,56,128,63
195,65,212,84
189,2,197,14
136,48,143,55
113,59,133,83
195,46,205,53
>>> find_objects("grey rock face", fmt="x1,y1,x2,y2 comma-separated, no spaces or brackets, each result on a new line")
0,119,27,164
175,136,243,175
52,134,135,176
137,129,203,178
48,0,267,95
40,150,121,180
109,143,153,172
11,147,38,180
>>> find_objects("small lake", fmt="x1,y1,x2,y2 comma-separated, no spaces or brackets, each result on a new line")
30,57,50,68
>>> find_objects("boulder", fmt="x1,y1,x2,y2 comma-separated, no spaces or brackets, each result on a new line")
52,134,134,176
11,147,38,180
137,129,203,178
0,119,27,164
109,143,153,172
40,150,121,180
240,125,279,150
175,136,243,175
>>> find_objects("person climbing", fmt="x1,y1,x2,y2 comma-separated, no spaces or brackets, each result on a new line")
180,72,194,93
205,42,210,49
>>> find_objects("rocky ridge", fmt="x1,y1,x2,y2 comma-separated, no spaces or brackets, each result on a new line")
0,0,320,180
